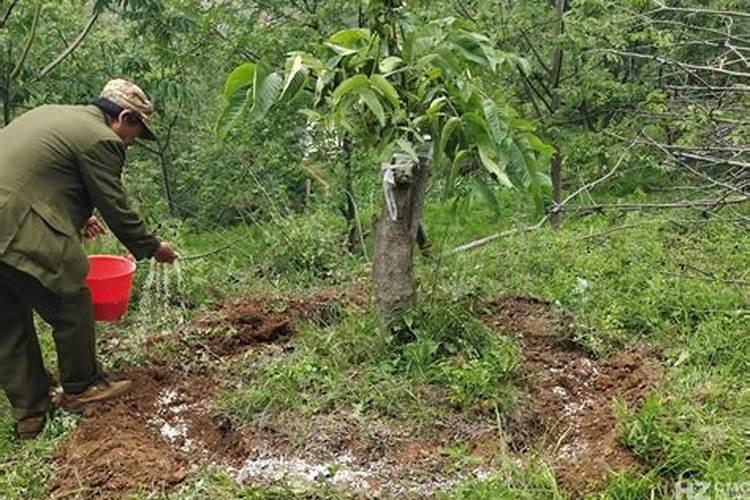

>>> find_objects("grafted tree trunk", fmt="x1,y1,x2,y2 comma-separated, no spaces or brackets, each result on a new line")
373,160,430,324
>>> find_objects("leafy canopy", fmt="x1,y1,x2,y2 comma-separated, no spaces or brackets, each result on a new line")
219,12,552,213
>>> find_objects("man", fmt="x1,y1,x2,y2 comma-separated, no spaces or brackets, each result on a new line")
0,79,178,439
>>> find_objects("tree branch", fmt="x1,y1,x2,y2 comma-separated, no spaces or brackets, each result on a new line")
650,2,750,20
450,143,635,254
558,196,749,213
671,151,750,170
606,49,750,79
0,0,18,28
38,12,99,79
9,1,41,81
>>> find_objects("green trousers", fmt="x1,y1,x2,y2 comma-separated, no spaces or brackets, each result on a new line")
0,262,100,420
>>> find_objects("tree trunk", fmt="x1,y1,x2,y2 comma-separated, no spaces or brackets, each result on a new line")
549,0,567,228
2,42,12,125
341,136,363,254
158,146,176,217
550,150,563,226
373,159,430,324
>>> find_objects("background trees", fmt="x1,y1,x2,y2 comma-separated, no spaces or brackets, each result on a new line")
0,2,747,497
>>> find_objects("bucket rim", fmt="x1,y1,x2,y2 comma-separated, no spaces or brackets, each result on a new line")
87,254,136,281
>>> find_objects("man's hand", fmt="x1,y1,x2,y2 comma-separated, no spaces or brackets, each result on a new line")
83,216,106,239
153,241,179,264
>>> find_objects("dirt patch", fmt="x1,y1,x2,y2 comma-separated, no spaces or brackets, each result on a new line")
190,288,365,357
50,366,247,499
234,412,492,498
210,301,293,355
483,295,664,494
52,291,661,498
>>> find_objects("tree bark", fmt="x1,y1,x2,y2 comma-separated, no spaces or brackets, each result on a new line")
373,159,430,324
340,136,363,254
549,0,567,228
2,42,12,125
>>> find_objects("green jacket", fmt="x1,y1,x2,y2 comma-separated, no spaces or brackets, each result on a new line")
0,104,160,297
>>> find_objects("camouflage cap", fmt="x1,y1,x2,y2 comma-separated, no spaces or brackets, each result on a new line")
100,79,157,141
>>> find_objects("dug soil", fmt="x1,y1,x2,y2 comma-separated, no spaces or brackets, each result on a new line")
50,292,662,498
483,295,664,494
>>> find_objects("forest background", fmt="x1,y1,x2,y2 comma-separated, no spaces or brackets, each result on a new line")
0,0,748,498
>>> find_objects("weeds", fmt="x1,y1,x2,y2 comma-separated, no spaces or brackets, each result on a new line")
223,294,521,425
0,203,747,498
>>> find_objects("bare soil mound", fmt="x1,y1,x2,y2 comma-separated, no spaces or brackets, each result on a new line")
483,295,664,493
50,367,246,499
194,289,364,357
50,292,662,498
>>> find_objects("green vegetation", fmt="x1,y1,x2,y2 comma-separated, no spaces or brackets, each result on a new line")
1,0,748,498
224,296,520,423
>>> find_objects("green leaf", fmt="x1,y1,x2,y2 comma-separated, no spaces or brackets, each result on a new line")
474,176,502,216
314,70,335,106
482,98,509,145
510,117,536,132
281,55,307,102
507,139,533,188
328,28,370,48
449,39,488,67
523,132,555,157
324,43,359,57
426,96,448,117
462,112,491,143
332,74,370,105
444,149,469,199
537,171,553,188
286,52,326,72
437,116,462,167
248,65,283,122
216,85,252,140
478,142,513,188
507,138,544,215
370,74,401,108
299,109,322,122
223,63,256,101
217,63,260,139
359,88,386,126
379,56,404,73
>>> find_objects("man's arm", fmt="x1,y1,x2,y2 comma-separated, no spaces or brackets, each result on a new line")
76,139,160,259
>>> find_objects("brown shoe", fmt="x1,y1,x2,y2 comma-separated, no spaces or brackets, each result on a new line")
16,415,46,440
59,378,133,412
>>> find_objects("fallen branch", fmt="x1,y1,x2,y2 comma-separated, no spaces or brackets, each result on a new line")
450,145,634,254
650,2,750,20
557,196,749,213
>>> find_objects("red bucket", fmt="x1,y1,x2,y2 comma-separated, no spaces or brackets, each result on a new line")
86,255,136,322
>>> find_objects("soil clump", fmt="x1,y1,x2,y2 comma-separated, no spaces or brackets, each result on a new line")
51,367,246,499
483,295,664,494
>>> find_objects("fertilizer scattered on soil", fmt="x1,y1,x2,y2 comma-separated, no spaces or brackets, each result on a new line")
51,367,246,499
51,291,661,498
483,295,664,493
133,261,190,341
234,453,483,496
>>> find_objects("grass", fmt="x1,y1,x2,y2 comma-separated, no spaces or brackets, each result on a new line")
0,196,747,498
222,295,521,425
